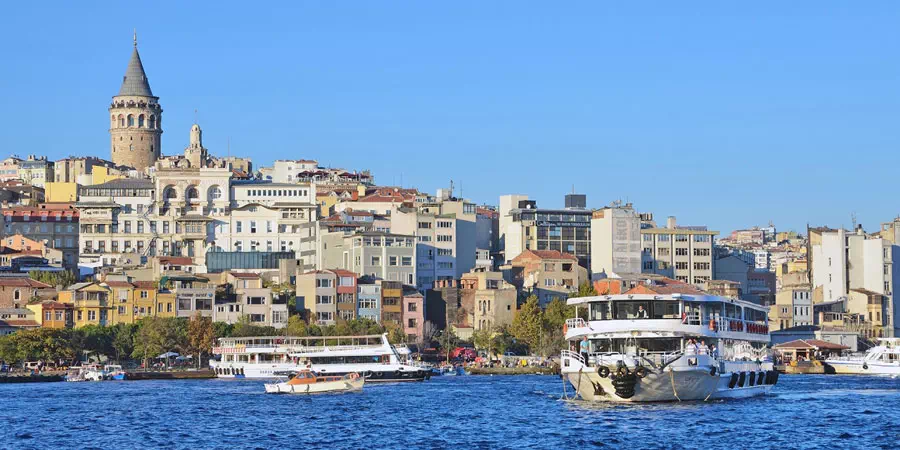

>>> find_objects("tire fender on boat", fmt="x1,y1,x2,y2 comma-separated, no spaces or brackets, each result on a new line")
748,371,756,386
633,366,648,379
728,372,738,389
863,363,869,370
738,372,746,388
597,366,610,378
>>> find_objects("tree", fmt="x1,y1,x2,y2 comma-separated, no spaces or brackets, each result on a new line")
386,324,406,344
572,281,597,298
472,326,494,353
132,317,188,367
28,270,77,288
436,328,459,363
543,297,571,333
187,313,216,368
285,315,308,337
111,324,135,363
511,295,543,354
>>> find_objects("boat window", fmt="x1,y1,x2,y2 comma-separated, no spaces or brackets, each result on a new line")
590,302,611,320
724,303,741,319
651,301,680,319
705,302,722,322
683,302,701,324
614,301,650,319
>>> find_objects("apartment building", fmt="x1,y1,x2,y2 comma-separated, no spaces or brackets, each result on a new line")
0,156,22,182
0,180,45,206
26,301,74,328
402,287,425,343
769,272,813,332
499,194,592,269
17,155,54,188
380,280,403,327
640,216,716,288
504,249,589,306
357,278,381,322
809,226,899,337
59,282,112,327
212,272,286,328
76,178,155,267
589,202,643,277
0,204,79,269
318,232,416,285
296,270,339,325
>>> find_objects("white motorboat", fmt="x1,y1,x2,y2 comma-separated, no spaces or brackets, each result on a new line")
264,370,364,394
561,290,778,402
65,365,105,382
211,333,430,382
825,338,900,375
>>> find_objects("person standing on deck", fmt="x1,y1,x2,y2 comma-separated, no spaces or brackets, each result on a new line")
580,337,590,366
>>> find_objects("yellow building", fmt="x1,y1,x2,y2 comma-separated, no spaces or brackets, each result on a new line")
90,165,124,185
59,282,112,327
44,181,78,202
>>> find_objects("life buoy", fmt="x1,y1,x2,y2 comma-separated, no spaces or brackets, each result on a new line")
634,367,648,379
709,319,717,331
375,371,383,378
563,323,568,334
728,372,738,388
598,366,610,378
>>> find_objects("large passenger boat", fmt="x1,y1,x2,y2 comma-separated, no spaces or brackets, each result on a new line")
211,333,430,382
825,338,900,375
561,291,778,402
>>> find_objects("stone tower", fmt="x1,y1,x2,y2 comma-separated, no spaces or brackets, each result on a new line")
109,34,162,171
184,124,208,168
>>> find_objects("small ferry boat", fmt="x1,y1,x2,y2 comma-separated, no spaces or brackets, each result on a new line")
561,291,778,402
264,370,364,394
211,333,430,382
825,338,900,375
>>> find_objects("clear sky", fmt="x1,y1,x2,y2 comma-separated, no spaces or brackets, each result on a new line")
2,2,900,235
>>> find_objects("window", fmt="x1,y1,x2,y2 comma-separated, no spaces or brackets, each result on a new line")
250,221,257,233
246,296,266,305
88,310,97,321
658,234,670,242
693,235,710,243
316,295,333,304
693,248,710,257
407,318,417,328
401,256,412,266
316,278,333,288
694,262,710,270
675,248,688,256
642,261,653,270
675,262,689,270
675,235,688,242
418,222,432,229
407,302,417,312
437,248,452,256
236,221,242,233
389,256,398,266
657,248,670,256
371,256,381,266
437,221,452,228
544,278,556,287
437,235,453,242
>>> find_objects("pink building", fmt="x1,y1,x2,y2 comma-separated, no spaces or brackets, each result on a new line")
402,289,425,344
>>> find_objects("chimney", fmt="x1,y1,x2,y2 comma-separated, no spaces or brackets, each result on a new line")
667,216,677,229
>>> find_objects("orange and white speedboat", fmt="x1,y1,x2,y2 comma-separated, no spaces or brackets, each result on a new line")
264,370,365,394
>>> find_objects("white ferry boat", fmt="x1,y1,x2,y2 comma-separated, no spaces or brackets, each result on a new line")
211,333,430,382
561,292,778,402
825,338,900,375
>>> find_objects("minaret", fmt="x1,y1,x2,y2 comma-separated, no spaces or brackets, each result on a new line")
109,32,162,171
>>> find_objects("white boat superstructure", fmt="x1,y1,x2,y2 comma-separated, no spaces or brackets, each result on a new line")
211,333,430,382
561,292,778,402
825,338,900,375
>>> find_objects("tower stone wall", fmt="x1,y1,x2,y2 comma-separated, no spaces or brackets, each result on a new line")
110,38,162,171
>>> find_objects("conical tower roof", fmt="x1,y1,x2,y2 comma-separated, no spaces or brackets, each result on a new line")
118,46,154,97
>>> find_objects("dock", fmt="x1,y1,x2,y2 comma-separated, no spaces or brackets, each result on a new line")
776,361,825,375
0,373,65,383
125,369,216,380
467,366,559,376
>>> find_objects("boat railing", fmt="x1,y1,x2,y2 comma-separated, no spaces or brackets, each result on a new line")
565,318,587,330
560,350,585,367
214,343,386,355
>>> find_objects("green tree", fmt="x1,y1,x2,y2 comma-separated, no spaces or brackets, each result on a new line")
511,295,543,354
132,317,188,367
111,324,135,363
285,315,308,336
436,328,459,363
543,297,571,332
572,281,597,298
472,326,494,353
28,270,77,288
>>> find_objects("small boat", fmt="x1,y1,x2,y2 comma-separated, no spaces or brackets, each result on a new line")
104,364,127,380
264,370,364,394
65,365,105,382
825,338,900,375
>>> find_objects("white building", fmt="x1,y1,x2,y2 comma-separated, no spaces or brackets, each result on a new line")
589,202,642,278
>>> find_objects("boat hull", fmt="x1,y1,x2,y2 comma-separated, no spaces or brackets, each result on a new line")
265,376,365,394
824,360,900,375
211,362,430,382
565,367,775,402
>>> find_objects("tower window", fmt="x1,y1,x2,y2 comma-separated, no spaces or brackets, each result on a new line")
127,115,135,127
149,115,156,129
138,115,145,127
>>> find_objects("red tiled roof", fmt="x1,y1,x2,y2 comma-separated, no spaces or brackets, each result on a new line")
331,269,357,278
1,204,79,221
0,278,53,288
132,281,157,290
40,301,71,309
159,257,193,265
229,272,260,279
104,281,134,288
0,320,40,328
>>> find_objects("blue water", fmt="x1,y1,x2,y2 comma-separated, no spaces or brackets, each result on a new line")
2,375,899,449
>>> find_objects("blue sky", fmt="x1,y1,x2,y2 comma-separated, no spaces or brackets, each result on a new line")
2,2,900,235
